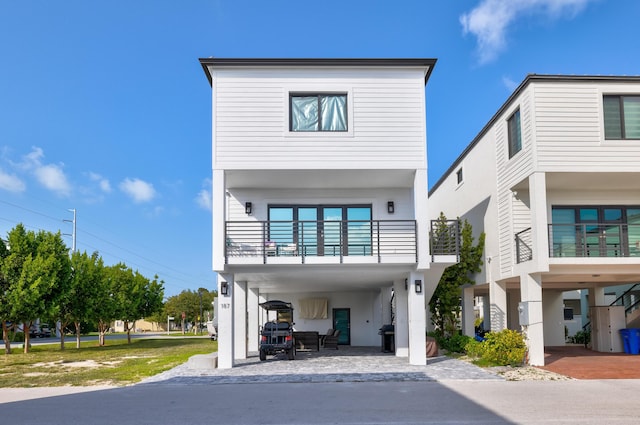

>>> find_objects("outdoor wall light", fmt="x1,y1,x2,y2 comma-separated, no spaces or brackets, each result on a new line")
415,280,422,294
404,278,408,291
387,201,395,214
245,202,252,215
220,281,229,296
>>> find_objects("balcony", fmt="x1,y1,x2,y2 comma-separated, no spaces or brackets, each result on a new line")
225,220,417,265
224,219,460,265
547,223,640,259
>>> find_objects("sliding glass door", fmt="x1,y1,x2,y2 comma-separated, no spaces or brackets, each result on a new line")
268,205,372,257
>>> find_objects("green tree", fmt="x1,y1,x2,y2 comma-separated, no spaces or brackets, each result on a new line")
0,236,12,354
429,214,485,338
1,224,71,353
108,264,165,343
94,264,119,346
162,288,216,333
60,251,105,349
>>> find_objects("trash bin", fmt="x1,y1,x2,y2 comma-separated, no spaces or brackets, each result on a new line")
619,329,631,354
628,328,640,355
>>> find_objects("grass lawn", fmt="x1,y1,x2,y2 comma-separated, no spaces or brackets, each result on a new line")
0,337,217,388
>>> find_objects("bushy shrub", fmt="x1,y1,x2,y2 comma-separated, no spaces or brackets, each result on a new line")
569,330,590,345
429,330,473,354
464,329,527,366
464,338,484,358
446,333,473,353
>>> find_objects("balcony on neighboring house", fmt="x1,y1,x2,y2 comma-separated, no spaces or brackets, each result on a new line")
548,223,640,258
516,223,640,263
224,219,460,265
515,227,533,263
429,219,460,263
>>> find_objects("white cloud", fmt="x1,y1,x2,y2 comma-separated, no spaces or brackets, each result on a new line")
502,76,519,91
0,168,26,193
19,147,71,196
119,178,156,203
195,178,212,211
89,172,112,193
460,0,595,64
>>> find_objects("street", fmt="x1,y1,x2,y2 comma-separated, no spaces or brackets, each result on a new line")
1,379,639,424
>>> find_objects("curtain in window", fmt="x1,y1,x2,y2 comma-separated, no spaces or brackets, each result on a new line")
291,96,318,131
623,96,640,139
321,95,347,131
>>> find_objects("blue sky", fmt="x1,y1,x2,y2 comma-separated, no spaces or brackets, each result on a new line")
0,0,637,296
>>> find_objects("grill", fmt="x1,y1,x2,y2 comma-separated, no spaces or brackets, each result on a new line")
378,324,395,353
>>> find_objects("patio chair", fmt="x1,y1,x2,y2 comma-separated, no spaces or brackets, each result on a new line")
319,329,334,346
323,330,340,350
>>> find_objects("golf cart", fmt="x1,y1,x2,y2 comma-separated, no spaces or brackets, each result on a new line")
259,300,295,361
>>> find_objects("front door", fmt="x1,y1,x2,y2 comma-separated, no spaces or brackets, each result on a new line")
332,308,350,345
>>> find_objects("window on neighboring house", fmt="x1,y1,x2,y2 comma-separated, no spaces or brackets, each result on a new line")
456,167,463,184
507,108,522,158
603,95,640,139
290,94,347,132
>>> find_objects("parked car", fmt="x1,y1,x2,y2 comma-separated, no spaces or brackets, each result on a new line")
29,323,52,338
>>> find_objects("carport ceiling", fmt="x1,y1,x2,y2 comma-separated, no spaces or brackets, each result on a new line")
229,264,414,293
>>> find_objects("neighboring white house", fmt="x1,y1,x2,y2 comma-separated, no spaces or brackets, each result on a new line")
429,75,640,365
199,58,459,369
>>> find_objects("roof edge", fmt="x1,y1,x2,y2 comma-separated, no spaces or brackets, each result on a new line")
199,58,437,86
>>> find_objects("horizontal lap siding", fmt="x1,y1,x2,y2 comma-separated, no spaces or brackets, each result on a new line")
497,88,534,277
535,82,640,172
213,70,426,170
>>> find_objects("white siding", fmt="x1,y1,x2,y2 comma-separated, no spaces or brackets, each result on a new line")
535,82,640,171
496,87,534,277
211,69,427,170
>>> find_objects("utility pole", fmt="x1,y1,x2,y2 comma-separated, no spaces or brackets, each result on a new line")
63,208,77,253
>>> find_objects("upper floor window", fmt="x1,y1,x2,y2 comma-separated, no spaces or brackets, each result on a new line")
603,95,640,139
507,108,522,158
290,94,347,132
456,167,463,184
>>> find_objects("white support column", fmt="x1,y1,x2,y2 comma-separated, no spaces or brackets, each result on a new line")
247,287,260,353
521,273,544,366
589,287,606,307
217,273,234,369
393,279,409,358
234,280,247,360
489,279,508,331
413,169,429,270
407,272,426,366
212,169,226,272
529,172,550,271
543,290,565,346
462,286,476,337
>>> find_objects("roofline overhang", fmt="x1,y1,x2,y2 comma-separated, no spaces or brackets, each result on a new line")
198,57,437,86
428,74,640,196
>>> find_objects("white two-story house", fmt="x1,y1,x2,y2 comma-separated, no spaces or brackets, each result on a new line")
200,58,459,368
429,75,640,365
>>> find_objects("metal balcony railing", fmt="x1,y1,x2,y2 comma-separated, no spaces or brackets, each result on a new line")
225,220,417,263
548,223,640,258
515,227,533,264
429,219,460,261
